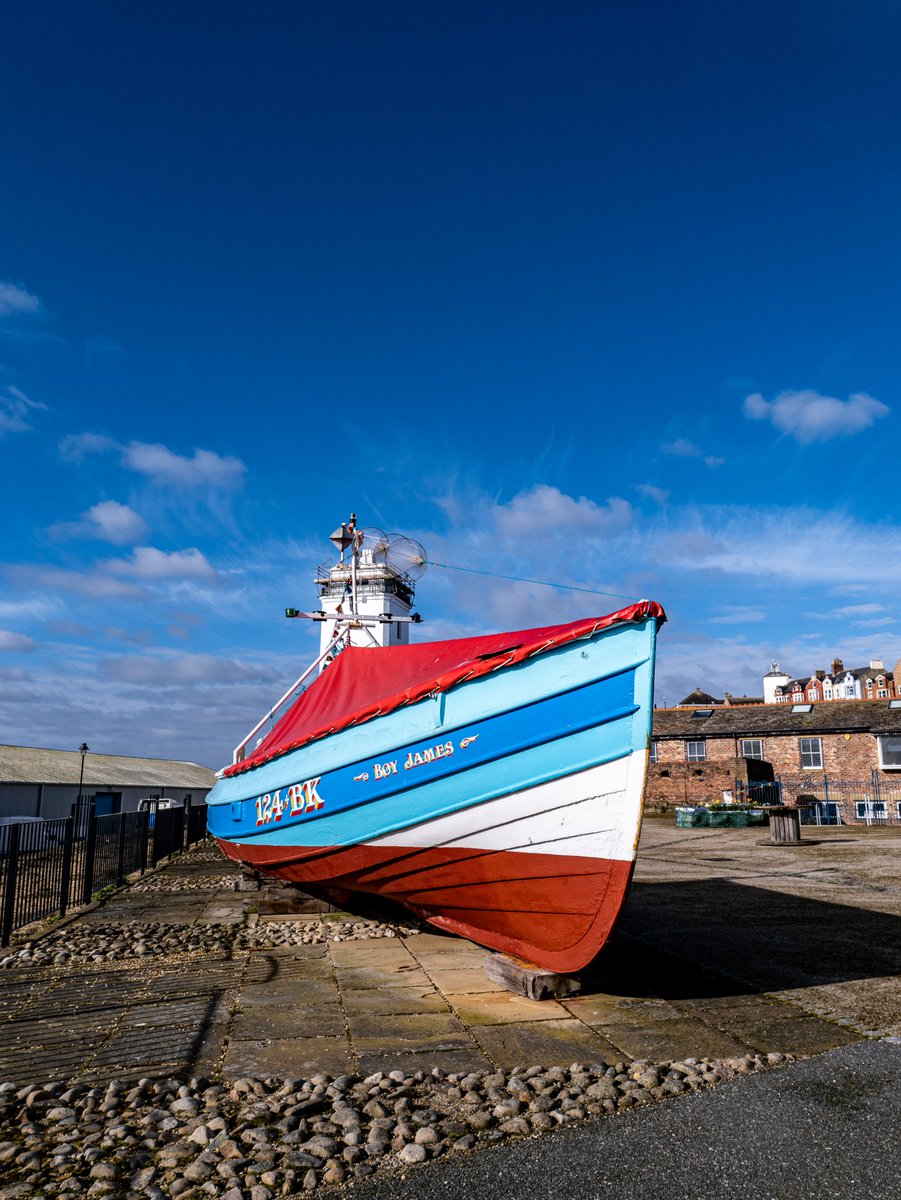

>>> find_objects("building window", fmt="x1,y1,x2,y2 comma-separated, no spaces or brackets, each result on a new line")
799,737,823,769
807,689,817,700
877,689,888,699
824,688,833,699
685,740,707,762
845,685,855,697
649,741,658,764
855,801,886,821
878,736,901,769
741,738,764,760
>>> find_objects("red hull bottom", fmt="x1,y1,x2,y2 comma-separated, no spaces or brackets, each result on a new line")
218,838,635,974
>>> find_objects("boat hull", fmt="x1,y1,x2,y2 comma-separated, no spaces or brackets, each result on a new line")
209,614,658,973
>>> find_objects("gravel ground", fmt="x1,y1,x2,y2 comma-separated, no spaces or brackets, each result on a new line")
0,917,424,968
235,920,423,949
0,1053,792,1198
130,876,239,893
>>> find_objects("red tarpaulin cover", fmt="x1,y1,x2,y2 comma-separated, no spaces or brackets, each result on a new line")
225,601,666,776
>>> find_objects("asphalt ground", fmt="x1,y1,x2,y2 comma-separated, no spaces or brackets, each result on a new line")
349,1040,901,1200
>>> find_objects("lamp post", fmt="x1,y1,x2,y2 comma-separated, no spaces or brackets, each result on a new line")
77,743,89,803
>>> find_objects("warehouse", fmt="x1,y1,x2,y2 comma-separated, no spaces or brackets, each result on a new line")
0,743,216,820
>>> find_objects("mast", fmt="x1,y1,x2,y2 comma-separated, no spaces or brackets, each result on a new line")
284,515,426,665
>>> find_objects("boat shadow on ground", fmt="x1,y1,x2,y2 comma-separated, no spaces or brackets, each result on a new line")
581,877,901,1000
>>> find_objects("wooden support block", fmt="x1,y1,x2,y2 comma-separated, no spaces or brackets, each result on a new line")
259,891,333,915
483,953,581,1001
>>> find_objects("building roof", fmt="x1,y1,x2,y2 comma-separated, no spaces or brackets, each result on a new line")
0,744,216,788
676,688,723,707
652,699,901,740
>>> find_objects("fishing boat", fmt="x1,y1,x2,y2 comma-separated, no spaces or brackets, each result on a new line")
206,517,665,974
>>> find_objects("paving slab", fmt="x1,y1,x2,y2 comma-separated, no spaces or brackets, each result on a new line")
231,1003,346,1039
473,1018,621,1068
596,1018,755,1061
413,965,498,994
342,985,451,1016
346,1010,469,1043
443,991,572,1026
238,975,338,1007
334,962,434,990
222,1035,355,1079
563,995,685,1026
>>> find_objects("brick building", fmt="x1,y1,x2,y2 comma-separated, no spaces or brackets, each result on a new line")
647,700,901,819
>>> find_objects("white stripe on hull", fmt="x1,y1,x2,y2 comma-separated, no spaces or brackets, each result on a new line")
367,754,643,863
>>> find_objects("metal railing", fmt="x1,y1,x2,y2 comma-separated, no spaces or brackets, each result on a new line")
0,801,208,945
733,776,901,826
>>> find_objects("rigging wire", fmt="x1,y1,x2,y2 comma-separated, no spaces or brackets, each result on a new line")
422,559,641,604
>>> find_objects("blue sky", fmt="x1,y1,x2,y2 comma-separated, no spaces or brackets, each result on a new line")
2,1,901,766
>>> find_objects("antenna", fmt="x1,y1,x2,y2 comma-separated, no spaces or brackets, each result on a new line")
356,527,391,564
385,535,427,581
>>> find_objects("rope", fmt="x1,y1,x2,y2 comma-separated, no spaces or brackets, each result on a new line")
422,559,640,603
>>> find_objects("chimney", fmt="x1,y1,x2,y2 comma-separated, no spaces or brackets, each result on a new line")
869,659,885,671
831,658,844,677
815,669,825,680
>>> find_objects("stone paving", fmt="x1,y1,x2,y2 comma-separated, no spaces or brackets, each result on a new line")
1,819,898,1087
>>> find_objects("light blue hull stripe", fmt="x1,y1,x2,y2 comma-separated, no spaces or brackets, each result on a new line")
211,687,636,851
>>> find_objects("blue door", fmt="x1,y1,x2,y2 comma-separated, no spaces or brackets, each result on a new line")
93,793,120,816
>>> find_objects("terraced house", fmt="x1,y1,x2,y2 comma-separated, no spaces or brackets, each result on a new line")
648,699,901,824
765,657,900,704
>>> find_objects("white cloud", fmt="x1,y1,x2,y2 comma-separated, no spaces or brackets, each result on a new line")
710,607,767,625
50,500,148,545
7,563,143,600
661,438,701,457
0,630,36,652
0,597,60,622
833,603,885,617
743,389,889,443
0,282,40,318
103,652,280,686
635,483,669,505
58,432,119,462
492,484,632,539
122,442,246,489
0,385,45,437
107,546,218,581
58,433,246,489
661,439,725,468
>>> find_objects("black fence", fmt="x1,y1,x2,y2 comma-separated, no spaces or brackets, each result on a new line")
733,775,901,826
0,801,208,945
